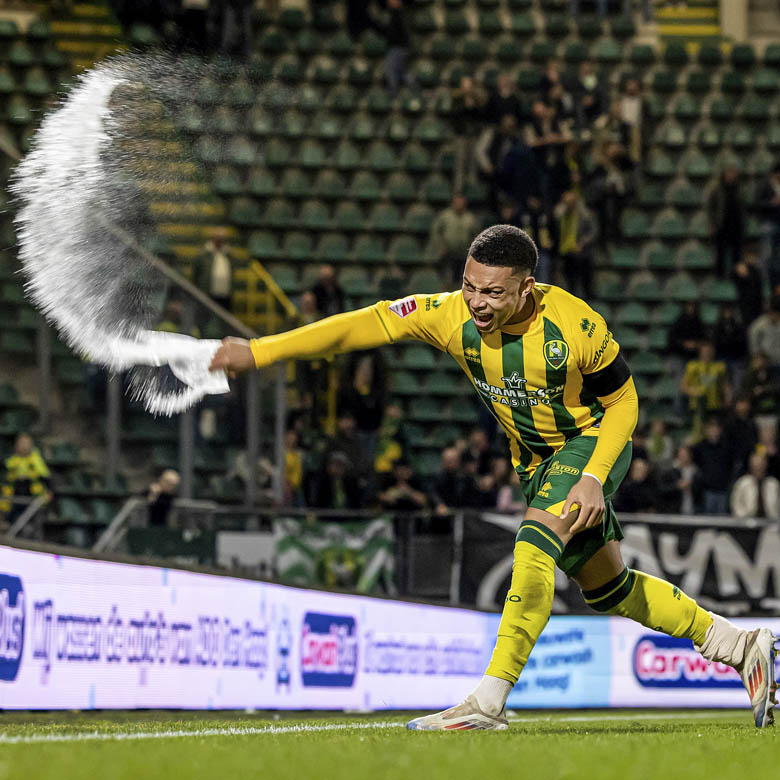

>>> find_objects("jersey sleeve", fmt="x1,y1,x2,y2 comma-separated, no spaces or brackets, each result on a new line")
573,303,621,375
371,292,462,352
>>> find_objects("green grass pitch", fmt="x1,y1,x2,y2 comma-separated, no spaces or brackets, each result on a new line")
0,710,775,780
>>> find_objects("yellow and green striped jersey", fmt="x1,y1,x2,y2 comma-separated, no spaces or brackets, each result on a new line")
372,284,621,480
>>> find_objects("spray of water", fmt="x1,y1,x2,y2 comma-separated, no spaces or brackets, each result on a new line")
10,54,229,415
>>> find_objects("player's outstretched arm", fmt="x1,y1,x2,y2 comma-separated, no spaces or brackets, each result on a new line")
209,305,394,375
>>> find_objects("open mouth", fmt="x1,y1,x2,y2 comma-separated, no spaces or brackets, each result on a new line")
471,311,493,329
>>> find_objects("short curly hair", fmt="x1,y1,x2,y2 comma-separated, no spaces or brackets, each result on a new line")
468,225,538,276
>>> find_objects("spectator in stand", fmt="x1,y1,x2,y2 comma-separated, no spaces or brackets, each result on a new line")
755,162,780,294
332,411,369,489
339,351,387,469
571,60,605,132
538,59,563,102
282,428,304,507
374,402,405,474
523,98,572,198
216,0,252,58
656,445,699,514
730,453,780,521
722,397,759,478
346,0,374,39
483,73,525,126
545,82,576,128
298,290,319,325
681,340,731,432
195,227,233,311
3,433,51,525
476,114,520,215
741,352,780,420
757,424,780,478
431,446,479,516
554,188,597,299
587,140,635,248
451,75,486,136
311,264,345,317
429,194,479,288
499,138,544,242
618,78,644,163
712,304,748,393
733,244,765,327
748,295,780,373
309,451,362,510
378,458,428,512
570,0,636,17
667,301,706,411
646,418,674,470
630,425,649,462
156,299,200,338
692,418,734,515
707,165,746,277
462,427,493,476
147,468,179,528
614,458,657,513
490,456,526,513
378,0,414,96
593,101,633,161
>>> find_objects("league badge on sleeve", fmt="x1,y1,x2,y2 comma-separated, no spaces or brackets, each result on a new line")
389,297,418,319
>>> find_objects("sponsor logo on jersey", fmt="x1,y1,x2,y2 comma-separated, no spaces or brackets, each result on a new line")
0,574,24,682
593,332,612,363
474,375,564,407
389,297,417,319
580,318,596,338
301,612,358,688
633,635,742,689
543,340,569,369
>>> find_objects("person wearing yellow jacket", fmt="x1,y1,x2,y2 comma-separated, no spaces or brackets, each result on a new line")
211,225,777,729
3,433,51,522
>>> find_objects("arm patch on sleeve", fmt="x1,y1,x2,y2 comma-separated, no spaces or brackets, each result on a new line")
582,353,631,397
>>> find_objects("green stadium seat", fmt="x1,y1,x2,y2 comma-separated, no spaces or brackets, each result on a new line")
705,279,738,303
370,203,401,234
312,113,340,141
615,302,649,326
444,9,470,34
299,139,326,169
686,70,711,94
576,15,602,39
724,123,755,150
720,70,745,95
665,273,699,302
23,66,51,96
277,57,302,84
414,117,447,145
0,20,19,39
731,43,756,70
262,198,294,229
698,42,723,67
636,183,664,210
610,15,635,40
529,40,556,63
334,140,361,171
630,351,665,376
630,276,664,303
646,150,676,178
391,370,420,395
280,8,305,29
327,85,357,113
348,112,376,142
314,170,346,201
312,58,339,85
611,246,641,270
0,383,19,406
678,243,713,271
387,172,416,202
673,95,701,122
267,262,301,294
753,68,779,93
621,210,651,240
695,123,722,150
248,231,280,260
300,199,330,231
388,234,420,263
664,42,688,66
652,70,677,94
764,42,780,68
211,106,237,135
654,210,686,241
629,44,655,65
404,204,435,235
279,169,309,199
297,85,322,113
347,61,373,87
327,30,354,58
316,233,349,264
388,116,411,143
682,150,712,179
460,36,488,62
709,97,737,123
562,40,588,64
643,242,676,272
226,135,256,166
409,269,445,292
281,112,306,139
354,235,385,265
654,121,686,149
264,139,291,168
9,40,34,67
230,196,261,227
361,29,387,59
403,345,436,370
366,141,397,172
213,165,244,196
689,211,711,240
615,327,642,351
248,107,272,137
350,170,381,202
651,300,681,327
0,66,15,94
510,11,536,36
423,173,452,206
58,497,89,525
334,202,363,232
496,37,524,63
365,86,392,114
259,27,287,54
247,168,278,198
6,95,31,124
666,180,700,211
742,97,770,122
545,14,569,38
340,267,375,298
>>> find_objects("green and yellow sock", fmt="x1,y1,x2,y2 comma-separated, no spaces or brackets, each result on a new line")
485,520,563,685
582,568,713,646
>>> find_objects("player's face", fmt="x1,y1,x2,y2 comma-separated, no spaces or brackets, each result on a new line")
462,256,535,334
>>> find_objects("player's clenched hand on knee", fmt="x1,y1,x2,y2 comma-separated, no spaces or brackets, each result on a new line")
560,475,605,534
209,337,255,377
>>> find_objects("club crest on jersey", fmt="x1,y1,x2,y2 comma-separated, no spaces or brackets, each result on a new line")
389,297,417,318
543,340,569,369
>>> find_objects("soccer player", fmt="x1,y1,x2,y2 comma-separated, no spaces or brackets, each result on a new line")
210,226,777,729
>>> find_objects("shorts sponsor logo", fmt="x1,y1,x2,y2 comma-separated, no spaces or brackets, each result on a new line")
633,635,742,689
547,461,580,477
0,574,24,682
543,340,569,370
389,297,417,319
301,612,358,688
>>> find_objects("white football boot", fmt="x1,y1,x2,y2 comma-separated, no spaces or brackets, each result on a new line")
736,628,778,728
406,695,509,731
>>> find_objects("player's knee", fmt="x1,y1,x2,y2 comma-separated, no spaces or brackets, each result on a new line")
581,567,636,613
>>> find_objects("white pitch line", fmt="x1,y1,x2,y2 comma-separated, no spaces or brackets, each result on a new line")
0,711,749,745
0,720,405,745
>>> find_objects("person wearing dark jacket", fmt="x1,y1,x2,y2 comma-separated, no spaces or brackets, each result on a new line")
692,418,734,515
378,0,413,95
733,244,765,327
614,458,657,513
309,451,363,510
707,166,746,277
712,303,748,392
755,163,780,292
722,398,759,479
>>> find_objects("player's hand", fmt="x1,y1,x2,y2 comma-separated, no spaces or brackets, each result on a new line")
560,475,605,534
209,337,255,377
